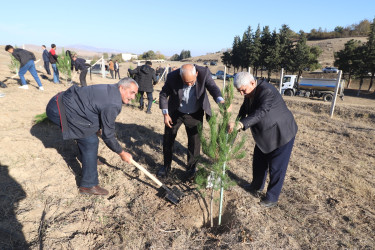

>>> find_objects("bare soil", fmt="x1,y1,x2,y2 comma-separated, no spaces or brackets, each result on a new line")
0,45,374,249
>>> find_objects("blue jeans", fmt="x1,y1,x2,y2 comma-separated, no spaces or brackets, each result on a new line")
19,60,42,87
76,135,99,188
51,63,59,83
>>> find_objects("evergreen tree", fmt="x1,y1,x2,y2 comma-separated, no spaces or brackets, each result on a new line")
197,81,245,227
266,29,281,81
352,45,369,95
291,31,311,82
334,39,362,87
240,26,254,71
56,48,72,84
179,50,191,60
170,54,180,61
260,26,272,78
221,51,232,69
279,24,294,73
231,36,242,72
252,25,262,77
366,18,375,91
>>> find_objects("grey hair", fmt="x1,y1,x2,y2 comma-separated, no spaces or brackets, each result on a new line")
179,64,196,77
233,72,255,88
117,77,139,88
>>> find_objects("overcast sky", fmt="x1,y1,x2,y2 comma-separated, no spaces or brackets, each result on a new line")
1,0,374,56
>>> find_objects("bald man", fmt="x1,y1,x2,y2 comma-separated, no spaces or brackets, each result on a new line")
158,64,224,181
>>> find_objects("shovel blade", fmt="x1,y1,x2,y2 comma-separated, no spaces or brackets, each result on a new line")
162,185,184,205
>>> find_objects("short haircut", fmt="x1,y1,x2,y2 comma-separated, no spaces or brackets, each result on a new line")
145,61,152,66
42,45,46,48
233,72,255,88
180,64,196,77
5,45,13,51
51,44,56,48
117,77,139,88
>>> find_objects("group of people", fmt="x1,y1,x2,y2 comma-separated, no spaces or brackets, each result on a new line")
108,60,120,79
45,63,297,208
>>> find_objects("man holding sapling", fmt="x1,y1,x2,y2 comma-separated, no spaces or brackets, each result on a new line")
228,72,298,208
158,64,225,181
46,78,139,195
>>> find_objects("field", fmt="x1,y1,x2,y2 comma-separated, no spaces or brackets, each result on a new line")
0,46,374,249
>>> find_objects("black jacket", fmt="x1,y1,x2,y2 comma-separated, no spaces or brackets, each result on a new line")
42,50,49,62
128,65,157,92
74,58,88,71
237,80,298,153
49,50,58,64
57,84,123,153
159,65,222,117
12,48,36,68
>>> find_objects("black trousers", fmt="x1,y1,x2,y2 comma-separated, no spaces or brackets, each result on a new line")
115,69,120,79
44,61,51,75
163,109,204,170
80,69,87,87
139,91,153,111
110,70,114,79
251,137,295,202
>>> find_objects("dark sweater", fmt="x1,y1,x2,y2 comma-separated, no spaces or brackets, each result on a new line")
12,48,36,68
58,84,123,153
74,58,88,71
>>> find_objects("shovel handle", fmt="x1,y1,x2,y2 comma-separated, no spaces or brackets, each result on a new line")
130,159,163,187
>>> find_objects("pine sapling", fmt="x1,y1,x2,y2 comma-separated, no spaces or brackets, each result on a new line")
197,79,246,227
56,48,72,84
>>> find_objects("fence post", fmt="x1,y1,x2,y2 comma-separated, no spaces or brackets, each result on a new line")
329,70,342,118
279,68,284,94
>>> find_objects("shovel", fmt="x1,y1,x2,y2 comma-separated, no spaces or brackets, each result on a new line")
130,159,184,204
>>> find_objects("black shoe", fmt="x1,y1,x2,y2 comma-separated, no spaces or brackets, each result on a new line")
139,106,144,110
259,198,278,208
157,166,170,178
146,110,152,114
244,184,262,198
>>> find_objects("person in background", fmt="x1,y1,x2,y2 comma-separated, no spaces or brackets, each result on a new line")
114,60,120,79
5,45,44,91
49,44,59,83
158,64,226,181
128,61,157,114
72,54,89,87
42,45,51,75
108,60,114,79
228,72,298,208
45,78,139,195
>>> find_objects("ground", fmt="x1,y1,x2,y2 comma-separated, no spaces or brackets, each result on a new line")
0,46,374,249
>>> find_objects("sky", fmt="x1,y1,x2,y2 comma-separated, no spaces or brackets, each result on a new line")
0,0,374,57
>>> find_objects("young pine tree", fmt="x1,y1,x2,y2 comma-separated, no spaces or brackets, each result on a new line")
197,80,245,227
56,48,72,84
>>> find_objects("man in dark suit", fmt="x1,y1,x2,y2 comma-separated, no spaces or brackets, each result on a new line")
158,64,224,180
228,72,298,208
42,45,51,75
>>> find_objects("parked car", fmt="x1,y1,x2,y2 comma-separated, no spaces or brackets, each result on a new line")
211,74,217,80
89,64,109,76
210,61,217,66
322,67,339,73
203,61,209,65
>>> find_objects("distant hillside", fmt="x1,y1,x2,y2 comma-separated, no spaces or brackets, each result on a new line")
187,36,368,68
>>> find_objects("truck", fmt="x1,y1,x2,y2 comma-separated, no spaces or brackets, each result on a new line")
281,75,345,102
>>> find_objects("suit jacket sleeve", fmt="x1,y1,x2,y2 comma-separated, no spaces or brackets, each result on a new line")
100,106,122,153
159,75,173,110
239,87,274,130
204,71,222,101
152,70,157,84
128,67,138,75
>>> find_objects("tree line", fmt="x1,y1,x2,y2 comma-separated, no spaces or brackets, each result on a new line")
334,18,375,92
221,24,322,82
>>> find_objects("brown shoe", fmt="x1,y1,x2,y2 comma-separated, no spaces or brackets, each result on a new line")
79,185,109,196
97,159,104,165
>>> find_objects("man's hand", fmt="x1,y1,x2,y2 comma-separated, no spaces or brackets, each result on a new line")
164,114,173,128
219,100,232,113
119,151,133,164
228,122,243,133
